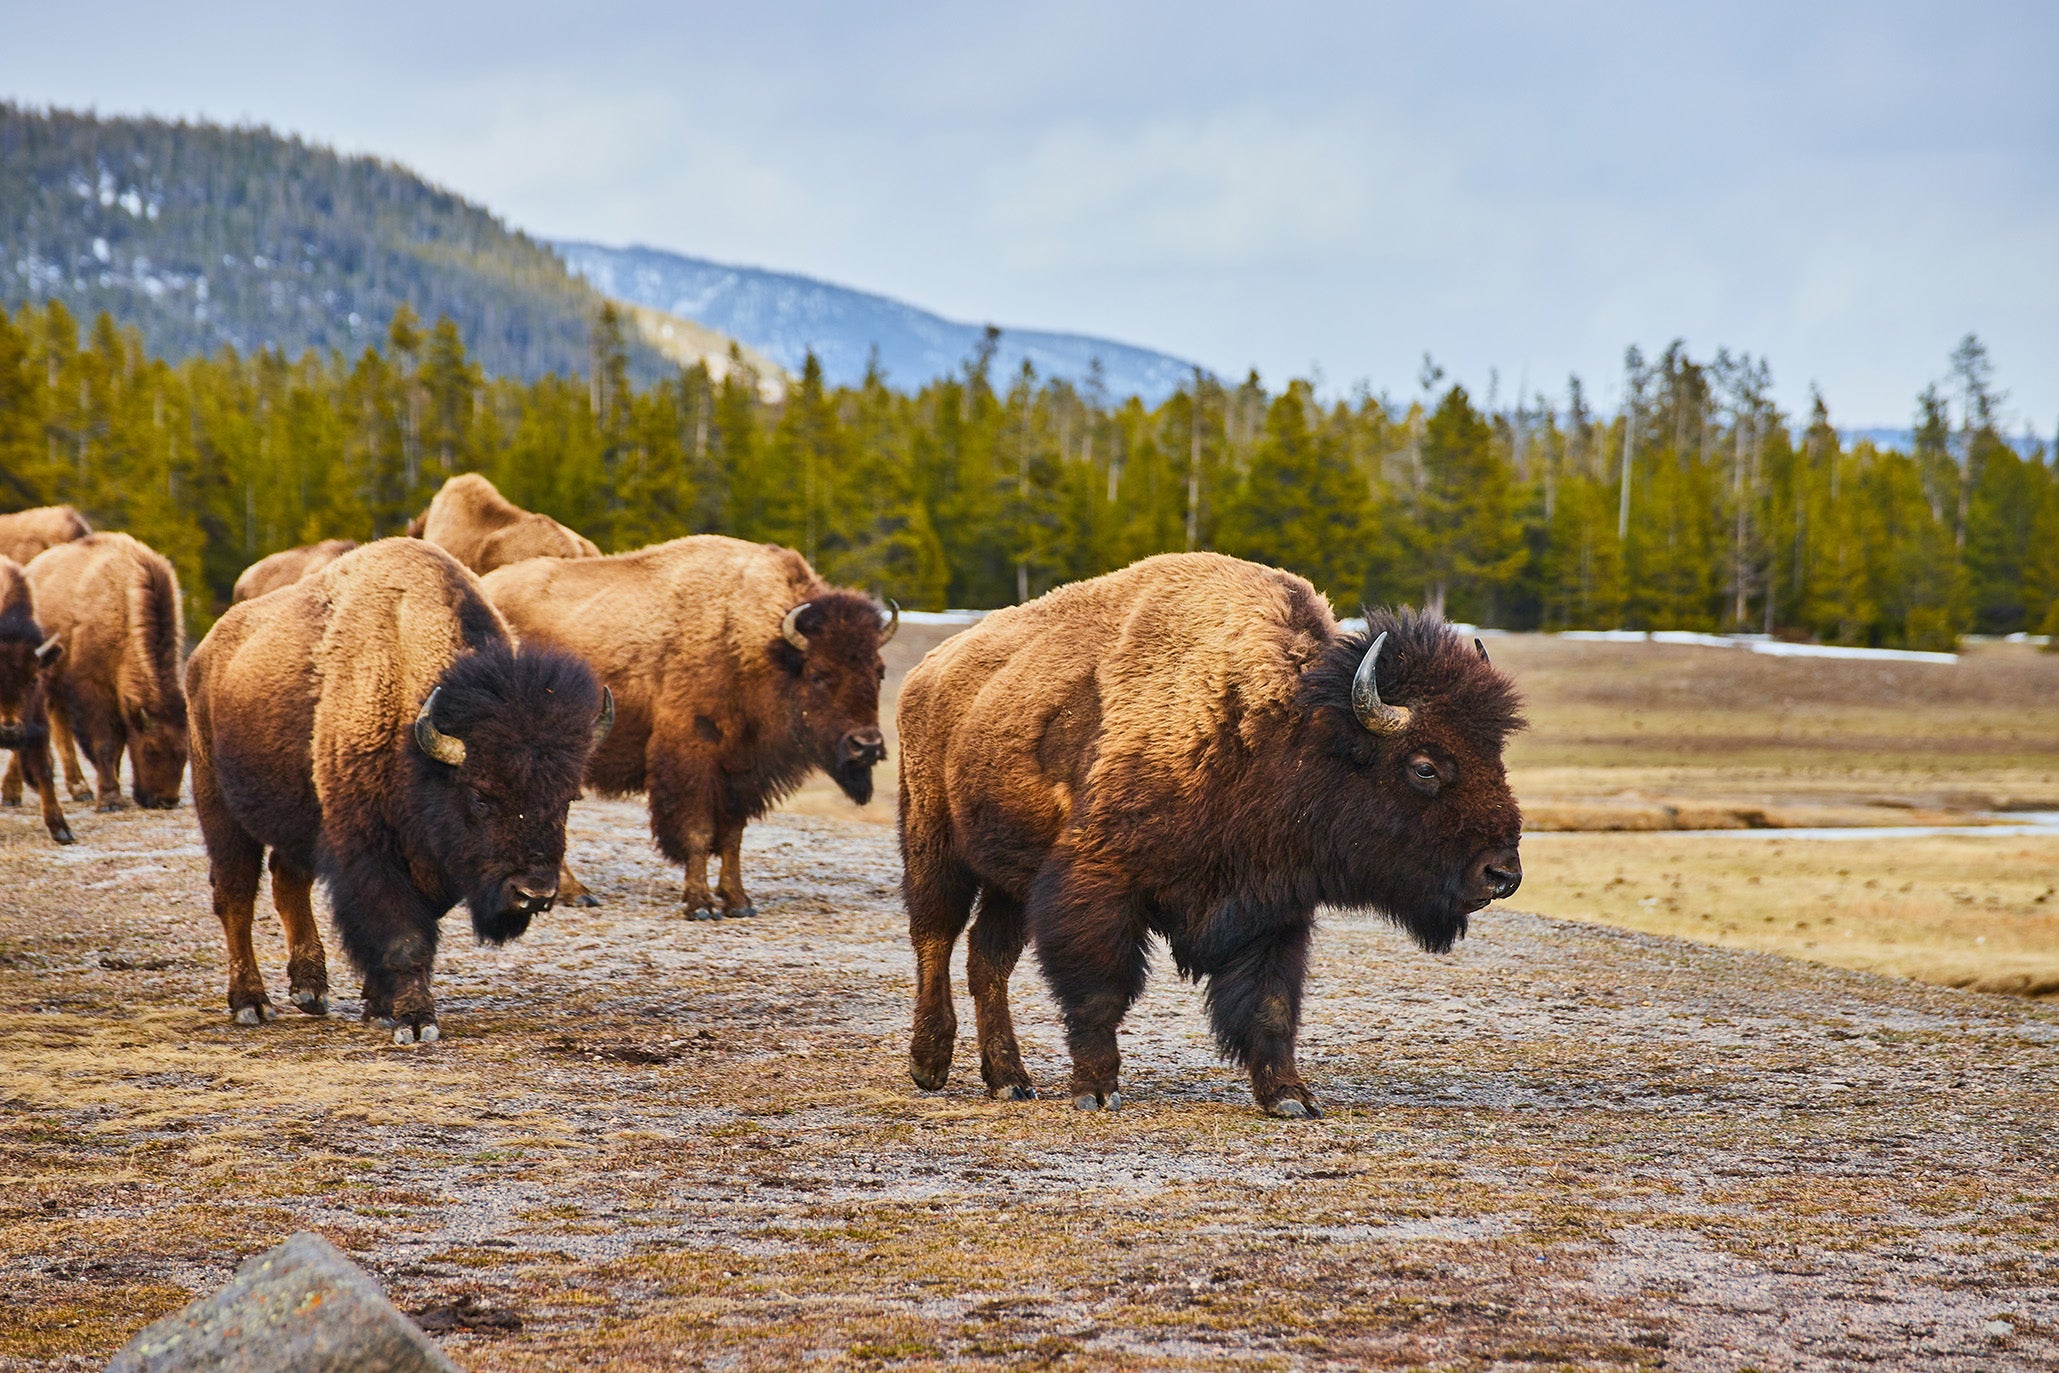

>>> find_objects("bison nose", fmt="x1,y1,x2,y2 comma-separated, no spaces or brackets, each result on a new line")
840,727,887,766
510,874,558,906
1476,847,1522,901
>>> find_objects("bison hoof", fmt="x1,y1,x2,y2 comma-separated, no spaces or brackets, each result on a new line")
232,1005,265,1027
50,824,75,845
1072,1091,1121,1112
993,1084,1037,1102
686,905,722,921
392,1022,439,1046
1,793,17,805
95,798,127,814
1268,1097,1322,1120
292,991,329,1017
725,904,756,919
910,1062,949,1092
568,892,600,909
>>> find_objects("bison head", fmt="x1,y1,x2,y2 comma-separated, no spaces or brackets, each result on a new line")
126,695,189,808
1298,608,1525,953
408,645,612,943
772,590,894,805
0,611,61,749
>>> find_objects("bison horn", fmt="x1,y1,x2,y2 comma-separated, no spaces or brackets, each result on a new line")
592,686,616,747
1475,637,1490,664
34,634,61,668
1352,631,1413,735
879,598,899,644
780,603,812,652
413,688,467,767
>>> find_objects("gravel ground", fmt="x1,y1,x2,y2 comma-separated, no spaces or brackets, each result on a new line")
2,795,2056,1371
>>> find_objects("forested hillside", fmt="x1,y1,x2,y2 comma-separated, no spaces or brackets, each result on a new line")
0,104,664,381
3,298,2053,649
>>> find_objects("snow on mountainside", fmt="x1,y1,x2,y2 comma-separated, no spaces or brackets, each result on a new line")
554,241,1202,402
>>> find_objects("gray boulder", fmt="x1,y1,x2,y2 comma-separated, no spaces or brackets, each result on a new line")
107,1232,460,1372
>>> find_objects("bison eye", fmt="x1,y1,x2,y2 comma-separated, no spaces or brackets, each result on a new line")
468,789,490,818
1411,761,1437,780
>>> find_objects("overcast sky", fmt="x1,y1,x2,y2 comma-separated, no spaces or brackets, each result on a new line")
5,1,2054,428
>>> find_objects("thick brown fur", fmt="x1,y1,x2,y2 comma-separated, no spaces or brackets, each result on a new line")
411,473,601,574
0,558,74,843
232,539,360,602
22,532,188,810
0,505,91,565
185,538,607,1039
481,535,891,918
897,552,1525,1116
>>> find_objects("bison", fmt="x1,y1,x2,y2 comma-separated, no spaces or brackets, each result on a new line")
408,473,601,574
185,539,613,1043
0,504,92,565
481,535,895,919
232,539,360,602
21,532,189,810
896,553,1524,1118
0,557,73,844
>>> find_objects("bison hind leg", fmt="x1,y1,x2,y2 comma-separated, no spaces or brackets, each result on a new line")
968,889,1035,1100
903,838,978,1092
268,852,329,1016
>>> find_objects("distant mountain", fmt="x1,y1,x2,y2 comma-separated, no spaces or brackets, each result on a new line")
0,104,666,381
555,241,1204,402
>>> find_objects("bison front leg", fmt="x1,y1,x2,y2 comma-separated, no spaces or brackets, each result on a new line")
18,739,74,845
556,861,599,908
649,744,723,921
2,751,19,805
203,830,272,1022
1203,917,1321,1119
332,868,443,1044
1029,852,1148,1111
86,724,127,813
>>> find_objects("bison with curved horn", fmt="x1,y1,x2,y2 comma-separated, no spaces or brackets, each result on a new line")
481,535,895,920
897,553,1524,1118
186,539,613,1043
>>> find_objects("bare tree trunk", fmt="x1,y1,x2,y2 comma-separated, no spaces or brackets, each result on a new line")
1185,371,1203,552
1617,408,1637,541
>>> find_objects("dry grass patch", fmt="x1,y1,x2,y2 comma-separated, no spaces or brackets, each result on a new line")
1517,832,2059,998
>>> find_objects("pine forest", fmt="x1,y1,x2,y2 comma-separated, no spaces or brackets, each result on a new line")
1,297,2053,649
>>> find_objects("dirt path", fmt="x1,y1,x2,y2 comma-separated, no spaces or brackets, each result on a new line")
3,797,2056,1370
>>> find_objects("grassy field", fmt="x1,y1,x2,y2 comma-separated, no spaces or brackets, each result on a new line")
4,629,2057,1368
3,800,2056,1370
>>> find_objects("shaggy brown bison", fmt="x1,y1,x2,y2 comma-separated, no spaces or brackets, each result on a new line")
22,532,188,810
0,557,73,844
481,535,895,919
0,504,91,565
186,539,613,1043
897,553,1524,1118
231,539,360,602
408,473,601,574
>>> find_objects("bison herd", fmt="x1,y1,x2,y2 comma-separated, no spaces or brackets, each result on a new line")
2,475,1526,1115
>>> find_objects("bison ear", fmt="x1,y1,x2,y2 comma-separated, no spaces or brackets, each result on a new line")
1475,637,1490,664
34,634,62,668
